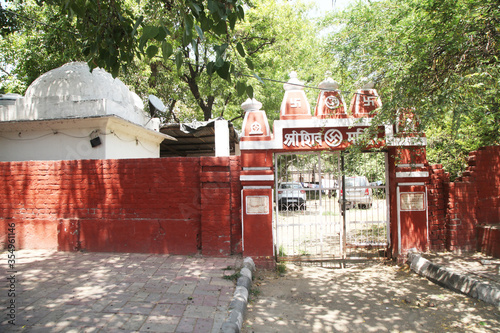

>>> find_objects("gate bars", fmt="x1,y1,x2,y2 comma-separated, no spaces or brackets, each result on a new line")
274,151,390,262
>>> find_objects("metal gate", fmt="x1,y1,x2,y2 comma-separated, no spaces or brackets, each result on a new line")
274,151,389,262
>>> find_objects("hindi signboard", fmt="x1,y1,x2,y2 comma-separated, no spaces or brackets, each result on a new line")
282,126,384,150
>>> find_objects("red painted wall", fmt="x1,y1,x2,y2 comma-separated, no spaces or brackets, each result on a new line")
427,164,449,252
428,146,500,257
477,225,500,258
0,157,241,256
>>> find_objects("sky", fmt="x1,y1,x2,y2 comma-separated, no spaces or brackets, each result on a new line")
308,0,353,19
315,0,351,9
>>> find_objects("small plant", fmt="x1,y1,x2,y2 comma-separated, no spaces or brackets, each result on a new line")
223,272,240,281
298,249,310,256
278,245,287,257
222,266,241,281
250,288,261,298
277,262,287,274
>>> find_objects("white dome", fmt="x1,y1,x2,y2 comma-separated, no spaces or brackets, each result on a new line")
20,62,149,127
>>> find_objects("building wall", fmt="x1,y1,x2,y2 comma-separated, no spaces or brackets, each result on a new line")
0,117,164,162
2,145,498,260
0,128,105,161
0,157,241,255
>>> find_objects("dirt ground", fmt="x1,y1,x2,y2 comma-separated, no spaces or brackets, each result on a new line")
242,260,500,333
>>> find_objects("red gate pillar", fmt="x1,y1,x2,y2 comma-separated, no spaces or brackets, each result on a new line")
387,110,430,261
239,99,276,269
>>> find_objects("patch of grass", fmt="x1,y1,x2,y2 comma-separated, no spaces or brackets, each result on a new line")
250,288,261,298
277,262,287,274
322,210,339,216
222,266,241,281
223,272,240,281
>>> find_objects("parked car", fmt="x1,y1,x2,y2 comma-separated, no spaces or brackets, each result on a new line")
338,176,373,209
277,182,307,210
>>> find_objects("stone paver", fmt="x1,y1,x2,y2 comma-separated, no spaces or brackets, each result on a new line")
1,250,242,332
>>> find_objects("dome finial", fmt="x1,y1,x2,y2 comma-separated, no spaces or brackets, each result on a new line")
241,98,262,112
318,72,339,91
283,71,304,91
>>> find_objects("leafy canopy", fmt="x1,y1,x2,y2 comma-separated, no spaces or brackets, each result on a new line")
322,0,499,178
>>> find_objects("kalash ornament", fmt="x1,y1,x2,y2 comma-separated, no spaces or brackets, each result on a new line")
314,73,348,119
279,71,312,120
349,81,382,118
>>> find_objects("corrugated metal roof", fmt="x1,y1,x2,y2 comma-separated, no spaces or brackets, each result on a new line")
159,119,239,157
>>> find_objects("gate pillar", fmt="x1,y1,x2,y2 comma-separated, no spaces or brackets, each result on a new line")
387,112,430,261
240,99,276,269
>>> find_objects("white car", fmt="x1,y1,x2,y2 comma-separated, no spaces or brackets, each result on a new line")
277,182,307,210
338,176,373,209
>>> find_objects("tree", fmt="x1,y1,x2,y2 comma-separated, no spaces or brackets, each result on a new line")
0,0,87,93
236,0,328,121
321,0,500,178
1,1,251,99
2,0,323,123
124,0,327,123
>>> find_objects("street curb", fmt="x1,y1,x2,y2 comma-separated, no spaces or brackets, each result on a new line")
408,253,500,307
220,257,256,333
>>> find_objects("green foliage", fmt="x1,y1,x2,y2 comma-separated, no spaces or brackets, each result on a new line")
223,271,241,281
2,0,496,178
1,0,328,124
343,151,385,183
38,0,138,77
238,0,327,120
278,245,287,257
276,261,287,274
322,0,500,177
0,1,87,94
0,1,18,35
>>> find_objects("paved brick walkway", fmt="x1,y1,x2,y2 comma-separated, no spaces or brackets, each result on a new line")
1,250,242,332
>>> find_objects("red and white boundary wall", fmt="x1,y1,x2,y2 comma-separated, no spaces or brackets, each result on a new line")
0,157,242,256
433,146,500,257
1,146,499,260
427,146,500,257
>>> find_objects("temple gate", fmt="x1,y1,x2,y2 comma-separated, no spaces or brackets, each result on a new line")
239,72,430,268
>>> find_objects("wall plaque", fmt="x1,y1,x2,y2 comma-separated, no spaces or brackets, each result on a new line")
400,192,425,211
246,196,269,215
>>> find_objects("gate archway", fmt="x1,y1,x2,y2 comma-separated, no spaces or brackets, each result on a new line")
239,73,431,268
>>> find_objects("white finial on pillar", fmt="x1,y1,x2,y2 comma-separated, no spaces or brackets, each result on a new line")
318,77,339,91
283,71,304,91
361,81,375,89
241,98,263,113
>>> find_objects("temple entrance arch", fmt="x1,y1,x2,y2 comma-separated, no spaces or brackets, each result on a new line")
274,151,389,262
239,73,431,268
